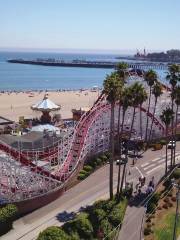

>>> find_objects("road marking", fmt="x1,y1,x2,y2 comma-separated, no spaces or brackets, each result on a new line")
146,165,162,175
144,164,156,170
141,162,149,167
157,159,166,163
152,157,162,162
135,166,144,177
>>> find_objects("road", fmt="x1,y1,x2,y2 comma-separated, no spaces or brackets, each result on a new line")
1,143,180,240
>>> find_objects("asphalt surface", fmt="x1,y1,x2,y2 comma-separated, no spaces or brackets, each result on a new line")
2,143,180,240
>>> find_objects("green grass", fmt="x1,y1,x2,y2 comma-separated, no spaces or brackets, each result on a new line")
154,213,180,240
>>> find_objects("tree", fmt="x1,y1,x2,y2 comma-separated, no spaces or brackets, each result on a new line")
172,86,180,165
118,87,132,198
144,70,157,142
166,64,180,166
37,226,69,240
138,87,148,140
160,108,174,174
149,82,163,141
115,62,128,151
115,62,129,79
129,82,147,140
103,72,123,200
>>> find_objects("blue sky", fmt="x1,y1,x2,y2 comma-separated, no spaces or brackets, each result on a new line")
0,0,179,53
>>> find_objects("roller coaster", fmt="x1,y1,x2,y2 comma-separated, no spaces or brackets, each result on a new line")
0,71,166,205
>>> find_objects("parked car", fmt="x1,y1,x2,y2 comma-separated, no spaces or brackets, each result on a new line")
167,141,176,149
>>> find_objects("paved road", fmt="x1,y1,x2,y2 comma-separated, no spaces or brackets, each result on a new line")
1,144,180,240
118,145,180,240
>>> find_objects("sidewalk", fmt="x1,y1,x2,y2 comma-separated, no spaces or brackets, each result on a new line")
118,198,146,240
118,164,166,240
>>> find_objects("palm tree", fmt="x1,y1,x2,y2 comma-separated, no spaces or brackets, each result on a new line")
139,87,148,140
129,82,147,140
103,72,123,200
117,86,132,198
166,64,180,166
117,87,131,198
149,82,163,141
116,62,129,79
144,70,157,142
172,86,180,165
116,62,128,149
160,108,174,174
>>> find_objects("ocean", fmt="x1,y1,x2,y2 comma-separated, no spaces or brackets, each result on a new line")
0,51,167,91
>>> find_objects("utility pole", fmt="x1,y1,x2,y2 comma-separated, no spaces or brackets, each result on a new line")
172,182,180,240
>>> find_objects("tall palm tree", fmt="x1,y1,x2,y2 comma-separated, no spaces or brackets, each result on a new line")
160,108,174,174
103,72,123,200
116,62,129,79
129,82,146,139
139,87,148,140
116,62,128,149
144,70,157,142
166,64,180,166
117,86,132,198
172,86,180,165
149,82,163,141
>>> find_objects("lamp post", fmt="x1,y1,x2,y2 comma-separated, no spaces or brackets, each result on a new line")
172,180,180,240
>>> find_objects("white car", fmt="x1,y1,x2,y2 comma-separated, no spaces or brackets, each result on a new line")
167,141,176,149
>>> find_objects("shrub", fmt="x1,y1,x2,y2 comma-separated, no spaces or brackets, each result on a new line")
92,208,106,223
108,207,122,227
99,155,108,163
37,226,69,240
78,173,87,180
150,193,160,205
144,227,152,236
172,168,180,179
74,213,93,239
146,203,156,214
0,204,17,224
99,218,112,237
168,202,173,208
83,165,93,172
95,157,102,166
79,169,88,175
164,197,170,203
162,203,168,209
171,196,176,202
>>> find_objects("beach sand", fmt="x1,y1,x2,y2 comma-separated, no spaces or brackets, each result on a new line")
0,90,99,122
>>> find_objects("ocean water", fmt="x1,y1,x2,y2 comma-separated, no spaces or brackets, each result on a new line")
0,51,167,91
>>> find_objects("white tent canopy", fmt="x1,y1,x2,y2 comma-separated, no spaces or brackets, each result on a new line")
31,95,61,112
31,124,61,134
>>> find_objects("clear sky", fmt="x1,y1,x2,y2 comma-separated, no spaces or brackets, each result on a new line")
0,0,179,53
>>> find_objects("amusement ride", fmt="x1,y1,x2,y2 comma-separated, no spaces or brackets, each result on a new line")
0,70,168,207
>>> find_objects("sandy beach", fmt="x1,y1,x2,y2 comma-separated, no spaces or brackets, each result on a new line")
0,90,99,122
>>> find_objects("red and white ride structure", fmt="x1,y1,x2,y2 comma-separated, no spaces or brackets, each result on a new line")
0,71,165,204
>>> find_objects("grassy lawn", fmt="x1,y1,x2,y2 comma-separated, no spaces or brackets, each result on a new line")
154,209,180,240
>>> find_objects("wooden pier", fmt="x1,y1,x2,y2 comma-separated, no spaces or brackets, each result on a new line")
8,59,169,70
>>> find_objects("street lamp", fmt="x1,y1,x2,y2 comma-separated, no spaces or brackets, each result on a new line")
171,179,180,240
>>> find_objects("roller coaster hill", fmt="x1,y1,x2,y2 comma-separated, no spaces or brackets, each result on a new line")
0,70,166,214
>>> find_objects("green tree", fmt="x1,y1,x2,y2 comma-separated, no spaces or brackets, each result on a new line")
166,64,180,166
103,72,123,199
138,86,148,140
149,82,163,141
160,108,174,174
118,87,132,198
172,86,180,165
37,226,69,240
144,69,157,142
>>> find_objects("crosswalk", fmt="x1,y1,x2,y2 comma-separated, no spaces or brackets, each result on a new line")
139,152,180,175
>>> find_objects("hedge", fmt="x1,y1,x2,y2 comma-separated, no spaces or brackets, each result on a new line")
37,198,128,240
0,204,18,236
